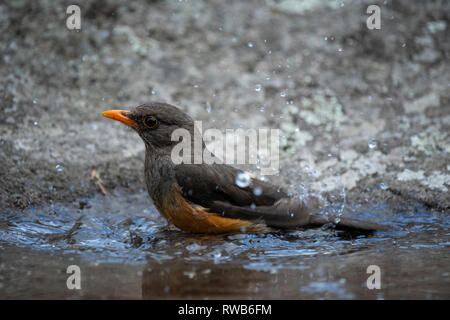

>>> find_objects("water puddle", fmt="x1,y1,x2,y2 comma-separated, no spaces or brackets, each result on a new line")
0,189,449,299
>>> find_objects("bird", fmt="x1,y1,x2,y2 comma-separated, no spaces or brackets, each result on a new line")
102,102,388,234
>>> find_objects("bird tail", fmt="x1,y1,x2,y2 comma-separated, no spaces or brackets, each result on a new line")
211,197,389,232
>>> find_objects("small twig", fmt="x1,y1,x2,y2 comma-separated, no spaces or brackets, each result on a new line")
90,168,108,195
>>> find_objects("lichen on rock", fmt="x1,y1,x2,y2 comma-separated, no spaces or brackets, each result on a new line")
410,131,449,156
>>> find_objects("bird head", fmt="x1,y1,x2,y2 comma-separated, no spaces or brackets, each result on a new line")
102,103,197,154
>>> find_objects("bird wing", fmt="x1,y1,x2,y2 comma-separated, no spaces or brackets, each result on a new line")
174,163,287,207
174,163,389,232
174,163,313,228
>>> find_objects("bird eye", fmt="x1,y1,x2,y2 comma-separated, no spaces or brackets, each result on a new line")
143,115,158,129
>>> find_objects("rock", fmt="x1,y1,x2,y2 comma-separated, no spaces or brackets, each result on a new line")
0,0,448,211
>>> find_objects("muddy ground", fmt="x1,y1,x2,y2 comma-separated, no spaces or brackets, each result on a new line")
0,0,449,300
1,0,448,212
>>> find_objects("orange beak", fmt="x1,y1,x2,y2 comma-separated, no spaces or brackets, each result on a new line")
102,110,137,127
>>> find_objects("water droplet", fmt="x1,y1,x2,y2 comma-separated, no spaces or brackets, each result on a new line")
253,187,262,196
235,172,251,188
368,139,377,149
324,36,328,41
280,92,286,97
338,48,343,52
248,42,254,48
205,102,212,113
33,121,38,126
379,182,389,190
32,99,38,104
254,84,262,92
340,2,344,7
55,164,64,172
401,43,406,48
151,89,156,95
193,84,199,88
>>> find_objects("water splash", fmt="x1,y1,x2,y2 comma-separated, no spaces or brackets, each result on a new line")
235,172,251,188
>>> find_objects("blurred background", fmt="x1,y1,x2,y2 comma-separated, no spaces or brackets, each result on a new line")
0,0,449,299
